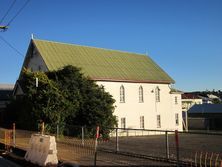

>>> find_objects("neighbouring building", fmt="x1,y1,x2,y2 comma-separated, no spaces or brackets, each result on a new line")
181,93,203,130
0,84,14,122
188,104,222,131
14,39,183,131
182,93,203,112
0,84,14,112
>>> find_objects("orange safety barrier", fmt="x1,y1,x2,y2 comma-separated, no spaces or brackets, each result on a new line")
4,129,13,151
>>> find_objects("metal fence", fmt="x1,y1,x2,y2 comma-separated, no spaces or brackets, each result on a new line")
0,125,222,166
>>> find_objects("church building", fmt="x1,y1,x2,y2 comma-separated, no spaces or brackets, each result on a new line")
15,39,183,131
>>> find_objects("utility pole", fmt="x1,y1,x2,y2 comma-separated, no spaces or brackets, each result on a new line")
0,25,8,31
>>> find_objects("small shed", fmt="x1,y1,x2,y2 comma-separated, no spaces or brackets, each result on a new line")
188,104,222,130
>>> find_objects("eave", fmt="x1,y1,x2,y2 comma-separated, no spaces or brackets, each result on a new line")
91,77,174,84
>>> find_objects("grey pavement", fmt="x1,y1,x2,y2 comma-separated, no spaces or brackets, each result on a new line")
0,156,21,167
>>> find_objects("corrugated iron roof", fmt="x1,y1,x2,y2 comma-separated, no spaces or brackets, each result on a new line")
182,93,201,99
32,39,175,84
170,88,183,94
188,104,222,114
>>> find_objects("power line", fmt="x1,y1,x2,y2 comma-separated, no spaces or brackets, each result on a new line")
0,35,24,57
6,0,31,26
0,0,17,25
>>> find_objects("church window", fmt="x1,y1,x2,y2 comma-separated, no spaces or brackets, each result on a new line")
120,85,125,103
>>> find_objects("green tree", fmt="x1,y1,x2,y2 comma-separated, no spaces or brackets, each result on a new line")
48,66,117,137
212,98,221,104
6,69,71,132
5,66,117,137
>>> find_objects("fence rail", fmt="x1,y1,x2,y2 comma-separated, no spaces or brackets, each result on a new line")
0,125,222,166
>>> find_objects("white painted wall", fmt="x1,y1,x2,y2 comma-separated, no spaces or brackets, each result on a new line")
97,81,183,131
170,93,183,131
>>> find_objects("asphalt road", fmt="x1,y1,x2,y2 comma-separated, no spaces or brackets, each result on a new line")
0,156,21,167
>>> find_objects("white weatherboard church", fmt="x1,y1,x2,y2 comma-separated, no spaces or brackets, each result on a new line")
16,39,183,131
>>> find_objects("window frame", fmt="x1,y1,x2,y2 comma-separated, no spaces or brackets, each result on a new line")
155,86,160,102
121,117,126,129
157,115,161,128
120,85,125,103
139,86,144,103
175,113,179,126
140,116,145,129
175,96,178,104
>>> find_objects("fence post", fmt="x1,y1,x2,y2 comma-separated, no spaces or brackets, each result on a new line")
94,126,99,167
4,131,7,150
13,123,16,148
81,126,84,146
175,130,180,167
56,124,59,140
116,128,119,152
41,122,44,135
165,131,169,160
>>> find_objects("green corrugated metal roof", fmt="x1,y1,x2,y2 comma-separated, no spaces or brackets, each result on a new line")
170,88,183,94
32,39,175,83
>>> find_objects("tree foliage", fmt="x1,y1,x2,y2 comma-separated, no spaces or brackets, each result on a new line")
5,66,117,137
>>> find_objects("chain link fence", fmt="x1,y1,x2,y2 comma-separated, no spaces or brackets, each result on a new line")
0,124,222,166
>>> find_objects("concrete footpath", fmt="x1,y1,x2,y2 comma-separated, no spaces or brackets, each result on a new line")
0,156,21,167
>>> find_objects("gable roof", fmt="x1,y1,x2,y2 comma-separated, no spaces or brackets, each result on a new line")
31,39,175,84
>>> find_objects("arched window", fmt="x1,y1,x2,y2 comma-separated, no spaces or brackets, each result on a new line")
139,86,144,103
120,85,125,103
155,86,160,102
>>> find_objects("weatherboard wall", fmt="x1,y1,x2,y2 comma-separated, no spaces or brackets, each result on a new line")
98,81,183,131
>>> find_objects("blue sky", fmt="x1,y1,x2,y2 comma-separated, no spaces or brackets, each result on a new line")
0,0,221,92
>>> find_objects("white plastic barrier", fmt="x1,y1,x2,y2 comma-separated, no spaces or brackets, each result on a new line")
25,134,58,166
